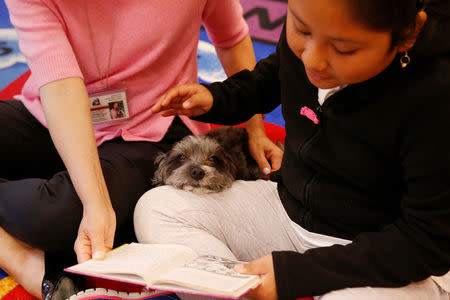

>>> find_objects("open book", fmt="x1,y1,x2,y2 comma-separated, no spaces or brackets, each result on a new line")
65,243,261,299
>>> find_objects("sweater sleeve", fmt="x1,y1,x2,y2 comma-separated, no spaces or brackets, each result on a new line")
202,0,249,48
5,0,83,88
194,52,281,125
272,73,450,299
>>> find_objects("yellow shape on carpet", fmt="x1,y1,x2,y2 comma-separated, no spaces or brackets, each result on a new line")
0,276,19,298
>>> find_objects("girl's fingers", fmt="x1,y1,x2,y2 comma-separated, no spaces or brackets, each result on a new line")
162,88,182,106
161,109,178,117
152,87,188,113
153,96,187,114
151,100,163,113
161,108,197,117
163,84,197,105
186,93,213,112
151,84,211,116
151,93,169,113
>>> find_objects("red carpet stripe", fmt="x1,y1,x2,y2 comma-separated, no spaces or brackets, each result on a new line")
2,284,36,300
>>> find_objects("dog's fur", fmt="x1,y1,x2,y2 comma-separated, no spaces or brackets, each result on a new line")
153,127,263,193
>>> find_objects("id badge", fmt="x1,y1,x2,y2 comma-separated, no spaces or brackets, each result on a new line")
88,89,130,124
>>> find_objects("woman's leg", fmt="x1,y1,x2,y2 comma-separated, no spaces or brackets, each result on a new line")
0,102,190,296
0,226,44,297
0,113,191,251
0,100,65,180
0,100,61,297
0,138,178,298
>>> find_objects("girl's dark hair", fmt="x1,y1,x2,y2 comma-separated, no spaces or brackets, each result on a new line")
345,0,449,50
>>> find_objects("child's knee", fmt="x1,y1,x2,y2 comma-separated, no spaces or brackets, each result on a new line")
135,185,192,215
133,185,198,242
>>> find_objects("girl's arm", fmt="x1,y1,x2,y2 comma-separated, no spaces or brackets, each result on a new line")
40,77,116,263
197,52,281,124
152,52,281,123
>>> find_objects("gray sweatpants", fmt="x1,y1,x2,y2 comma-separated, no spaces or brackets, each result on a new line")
134,180,449,299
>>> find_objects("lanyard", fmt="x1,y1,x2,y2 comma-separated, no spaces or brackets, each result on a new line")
84,0,118,90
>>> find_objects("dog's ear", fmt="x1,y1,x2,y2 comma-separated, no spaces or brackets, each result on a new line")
217,147,239,178
154,151,166,166
152,152,168,186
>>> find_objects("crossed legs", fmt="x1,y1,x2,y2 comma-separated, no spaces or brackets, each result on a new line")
0,101,190,298
134,181,448,300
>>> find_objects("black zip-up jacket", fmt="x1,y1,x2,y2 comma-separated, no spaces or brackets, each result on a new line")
195,19,450,299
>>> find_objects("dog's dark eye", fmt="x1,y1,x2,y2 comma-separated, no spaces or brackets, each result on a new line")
177,154,187,162
208,155,220,164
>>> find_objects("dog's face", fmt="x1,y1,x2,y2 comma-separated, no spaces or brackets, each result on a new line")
153,135,238,193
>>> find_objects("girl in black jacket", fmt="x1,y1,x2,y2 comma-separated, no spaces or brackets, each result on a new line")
147,0,450,299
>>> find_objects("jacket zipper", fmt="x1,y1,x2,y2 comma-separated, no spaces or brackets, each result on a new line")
300,92,340,225
299,105,324,226
299,104,323,159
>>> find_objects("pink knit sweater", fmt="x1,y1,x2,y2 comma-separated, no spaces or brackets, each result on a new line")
5,0,248,145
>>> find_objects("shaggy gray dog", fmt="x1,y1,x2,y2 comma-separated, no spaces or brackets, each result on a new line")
152,127,263,193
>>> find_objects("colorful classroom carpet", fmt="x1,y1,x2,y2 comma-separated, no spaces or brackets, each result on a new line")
0,0,287,298
0,269,35,300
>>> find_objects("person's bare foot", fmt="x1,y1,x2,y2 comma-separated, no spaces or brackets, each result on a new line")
0,227,44,299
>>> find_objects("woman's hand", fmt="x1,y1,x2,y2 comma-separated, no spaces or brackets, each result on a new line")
235,254,278,300
151,84,213,117
246,115,283,176
248,131,283,177
74,201,116,263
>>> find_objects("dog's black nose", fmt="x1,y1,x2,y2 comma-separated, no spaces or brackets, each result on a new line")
190,166,205,180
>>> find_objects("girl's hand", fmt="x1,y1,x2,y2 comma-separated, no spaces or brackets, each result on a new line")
235,254,278,300
74,202,116,263
151,84,213,117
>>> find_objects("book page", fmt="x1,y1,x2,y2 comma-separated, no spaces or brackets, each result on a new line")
153,255,260,298
67,243,198,285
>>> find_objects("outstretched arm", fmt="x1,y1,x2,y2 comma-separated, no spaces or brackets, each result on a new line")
153,53,281,126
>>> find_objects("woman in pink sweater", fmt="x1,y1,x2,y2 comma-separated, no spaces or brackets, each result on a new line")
0,1,283,298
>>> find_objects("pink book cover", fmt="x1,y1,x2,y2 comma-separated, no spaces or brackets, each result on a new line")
64,267,258,299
